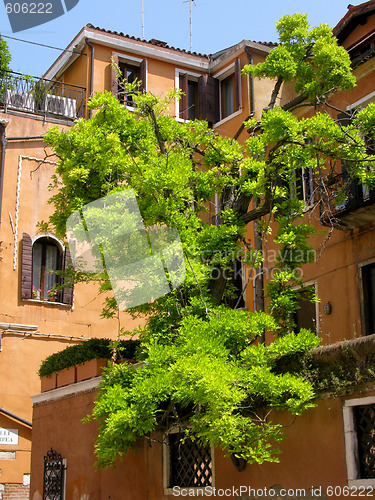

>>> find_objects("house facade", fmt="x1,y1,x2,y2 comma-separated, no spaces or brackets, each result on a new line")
0,22,280,500
5,0,375,498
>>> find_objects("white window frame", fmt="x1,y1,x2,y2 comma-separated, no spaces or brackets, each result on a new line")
213,62,242,128
174,68,201,122
163,426,215,496
343,395,375,488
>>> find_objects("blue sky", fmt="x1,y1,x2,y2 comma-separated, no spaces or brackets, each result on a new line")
0,0,359,77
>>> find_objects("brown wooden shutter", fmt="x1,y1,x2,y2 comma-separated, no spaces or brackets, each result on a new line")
197,75,206,120
235,57,242,111
62,248,73,306
180,73,188,120
21,233,32,299
205,75,220,124
111,52,119,96
139,59,147,92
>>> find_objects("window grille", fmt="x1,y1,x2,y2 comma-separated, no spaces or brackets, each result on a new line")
354,404,375,479
43,448,65,500
169,433,212,488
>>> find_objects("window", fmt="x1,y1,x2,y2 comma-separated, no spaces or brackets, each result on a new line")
163,430,213,495
111,53,146,105
293,284,317,334
336,98,375,212
295,167,314,208
214,58,242,123
362,263,375,336
33,238,60,301
118,61,140,106
343,396,375,487
21,233,73,305
179,73,198,121
220,73,235,119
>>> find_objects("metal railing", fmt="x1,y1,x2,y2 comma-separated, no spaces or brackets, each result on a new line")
0,70,86,120
320,172,375,218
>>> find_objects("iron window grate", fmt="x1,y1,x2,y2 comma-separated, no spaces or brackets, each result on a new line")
169,433,212,488
43,448,65,500
354,404,375,479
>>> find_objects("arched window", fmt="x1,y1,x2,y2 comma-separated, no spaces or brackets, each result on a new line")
21,233,73,305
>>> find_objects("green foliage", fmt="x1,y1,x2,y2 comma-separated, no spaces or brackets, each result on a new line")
244,14,356,99
41,13,375,469
38,338,140,377
92,317,318,468
0,38,11,77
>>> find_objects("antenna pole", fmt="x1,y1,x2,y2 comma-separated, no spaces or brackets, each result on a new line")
190,0,192,52
142,0,145,40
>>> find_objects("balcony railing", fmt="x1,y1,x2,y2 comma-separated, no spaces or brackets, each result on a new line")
0,71,85,120
320,172,375,230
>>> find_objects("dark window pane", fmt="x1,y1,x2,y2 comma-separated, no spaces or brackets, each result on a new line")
354,404,375,479
293,286,317,333
169,433,212,488
363,263,375,335
187,81,197,121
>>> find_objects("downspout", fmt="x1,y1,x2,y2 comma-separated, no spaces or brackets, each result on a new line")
85,38,94,119
245,47,255,116
0,118,9,226
245,48,265,341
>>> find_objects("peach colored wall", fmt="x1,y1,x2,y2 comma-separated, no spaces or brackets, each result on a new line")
0,413,31,484
30,385,375,500
0,112,143,485
260,35,375,345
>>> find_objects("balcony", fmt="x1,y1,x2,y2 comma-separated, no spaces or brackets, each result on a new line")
320,173,375,230
0,71,85,120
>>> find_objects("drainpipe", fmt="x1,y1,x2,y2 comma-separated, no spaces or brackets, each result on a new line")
245,48,265,341
245,47,255,116
85,38,94,119
0,117,9,226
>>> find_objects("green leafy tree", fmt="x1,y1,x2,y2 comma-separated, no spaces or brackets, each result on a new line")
0,37,12,94
43,14,375,468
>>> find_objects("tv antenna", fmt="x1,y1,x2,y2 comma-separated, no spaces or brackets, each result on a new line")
183,0,196,52
141,0,145,40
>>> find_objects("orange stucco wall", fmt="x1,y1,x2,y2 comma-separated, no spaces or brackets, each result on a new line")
30,384,375,500
0,111,143,485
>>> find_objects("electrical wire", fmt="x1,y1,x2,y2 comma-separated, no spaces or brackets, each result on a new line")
0,34,85,56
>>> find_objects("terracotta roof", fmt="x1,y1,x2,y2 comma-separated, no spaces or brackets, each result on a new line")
85,24,276,59
333,0,375,42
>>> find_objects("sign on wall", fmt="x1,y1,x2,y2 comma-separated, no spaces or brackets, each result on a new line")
0,428,19,445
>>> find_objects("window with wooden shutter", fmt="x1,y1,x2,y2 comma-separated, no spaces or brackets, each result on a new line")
205,75,220,124
21,234,73,305
112,54,147,105
61,248,73,306
110,53,119,96
213,58,242,123
21,233,32,300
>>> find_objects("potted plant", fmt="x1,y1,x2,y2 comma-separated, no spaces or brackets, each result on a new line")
47,289,58,302
32,286,41,299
